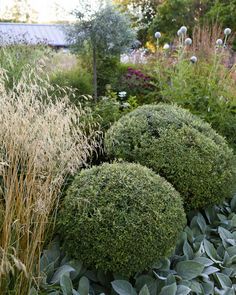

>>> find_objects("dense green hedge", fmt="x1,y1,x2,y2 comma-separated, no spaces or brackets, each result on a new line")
57,162,186,275
105,104,236,211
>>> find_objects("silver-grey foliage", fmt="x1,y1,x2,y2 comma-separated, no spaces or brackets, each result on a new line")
66,2,136,99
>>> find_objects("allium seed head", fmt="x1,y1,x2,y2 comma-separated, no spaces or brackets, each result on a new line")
184,38,192,46
155,32,161,39
180,26,187,34
216,39,223,46
224,28,231,35
190,56,197,63
163,43,170,50
177,29,182,36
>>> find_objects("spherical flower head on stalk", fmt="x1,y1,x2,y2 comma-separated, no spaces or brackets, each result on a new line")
177,29,182,36
155,32,161,39
180,26,187,34
224,28,231,36
184,38,192,46
190,56,197,63
163,43,170,50
216,39,223,46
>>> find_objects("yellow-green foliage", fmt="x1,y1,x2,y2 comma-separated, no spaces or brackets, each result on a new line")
58,162,186,276
105,104,236,211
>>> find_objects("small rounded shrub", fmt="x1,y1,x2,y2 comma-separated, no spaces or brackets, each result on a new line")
57,162,186,275
105,104,236,211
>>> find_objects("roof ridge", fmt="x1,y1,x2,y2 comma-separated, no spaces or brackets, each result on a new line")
0,23,67,26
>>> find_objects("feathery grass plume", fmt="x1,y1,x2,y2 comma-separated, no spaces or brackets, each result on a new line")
192,24,234,62
0,67,100,295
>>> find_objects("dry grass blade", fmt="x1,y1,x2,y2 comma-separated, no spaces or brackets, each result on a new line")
192,24,235,64
0,68,100,294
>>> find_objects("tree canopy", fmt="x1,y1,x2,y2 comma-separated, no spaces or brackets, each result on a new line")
115,0,236,45
67,2,136,99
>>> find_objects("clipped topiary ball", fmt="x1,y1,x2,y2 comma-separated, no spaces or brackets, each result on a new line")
58,162,186,275
105,104,236,211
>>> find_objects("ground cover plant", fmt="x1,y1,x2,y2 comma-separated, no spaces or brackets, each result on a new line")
32,193,236,295
0,68,99,295
105,104,236,211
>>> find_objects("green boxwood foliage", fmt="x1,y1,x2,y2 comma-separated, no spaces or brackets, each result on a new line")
57,162,186,276
105,104,236,211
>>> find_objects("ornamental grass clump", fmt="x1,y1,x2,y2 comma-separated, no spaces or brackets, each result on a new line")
105,104,236,211
57,162,186,276
0,68,99,295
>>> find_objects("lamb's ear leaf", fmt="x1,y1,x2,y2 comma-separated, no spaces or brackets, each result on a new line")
112,280,137,295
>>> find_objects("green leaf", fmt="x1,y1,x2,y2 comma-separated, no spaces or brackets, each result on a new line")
230,195,236,212
50,265,75,284
222,267,233,277
112,280,137,295
230,214,236,227
203,239,222,263
70,260,83,278
218,227,235,246
205,207,217,224
159,283,177,295
203,266,219,275
176,260,204,280
202,281,214,295
196,213,207,233
176,285,191,295
189,281,203,293
135,275,157,295
78,276,90,295
60,273,73,295
42,240,60,267
223,288,235,295
226,246,236,257
166,274,176,285
154,258,170,271
139,285,150,295
193,257,214,267
183,240,193,259
215,273,232,289
84,270,98,282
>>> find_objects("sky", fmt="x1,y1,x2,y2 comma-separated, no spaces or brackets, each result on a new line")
0,0,101,22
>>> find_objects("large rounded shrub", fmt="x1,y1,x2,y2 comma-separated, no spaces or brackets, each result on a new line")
105,104,236,211
58,162,186,275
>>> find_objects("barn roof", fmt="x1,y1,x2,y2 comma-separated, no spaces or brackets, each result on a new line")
0,23,69,47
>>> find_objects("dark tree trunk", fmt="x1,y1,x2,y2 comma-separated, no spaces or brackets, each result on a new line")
92,46,98,101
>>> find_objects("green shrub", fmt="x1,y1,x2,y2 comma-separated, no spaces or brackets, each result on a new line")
96,56,136,96
57,162,186,276
144,30,236,152
105,104,236,211
50,67,93,97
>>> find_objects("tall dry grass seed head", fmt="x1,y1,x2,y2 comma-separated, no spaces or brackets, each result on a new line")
0,68,100,295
